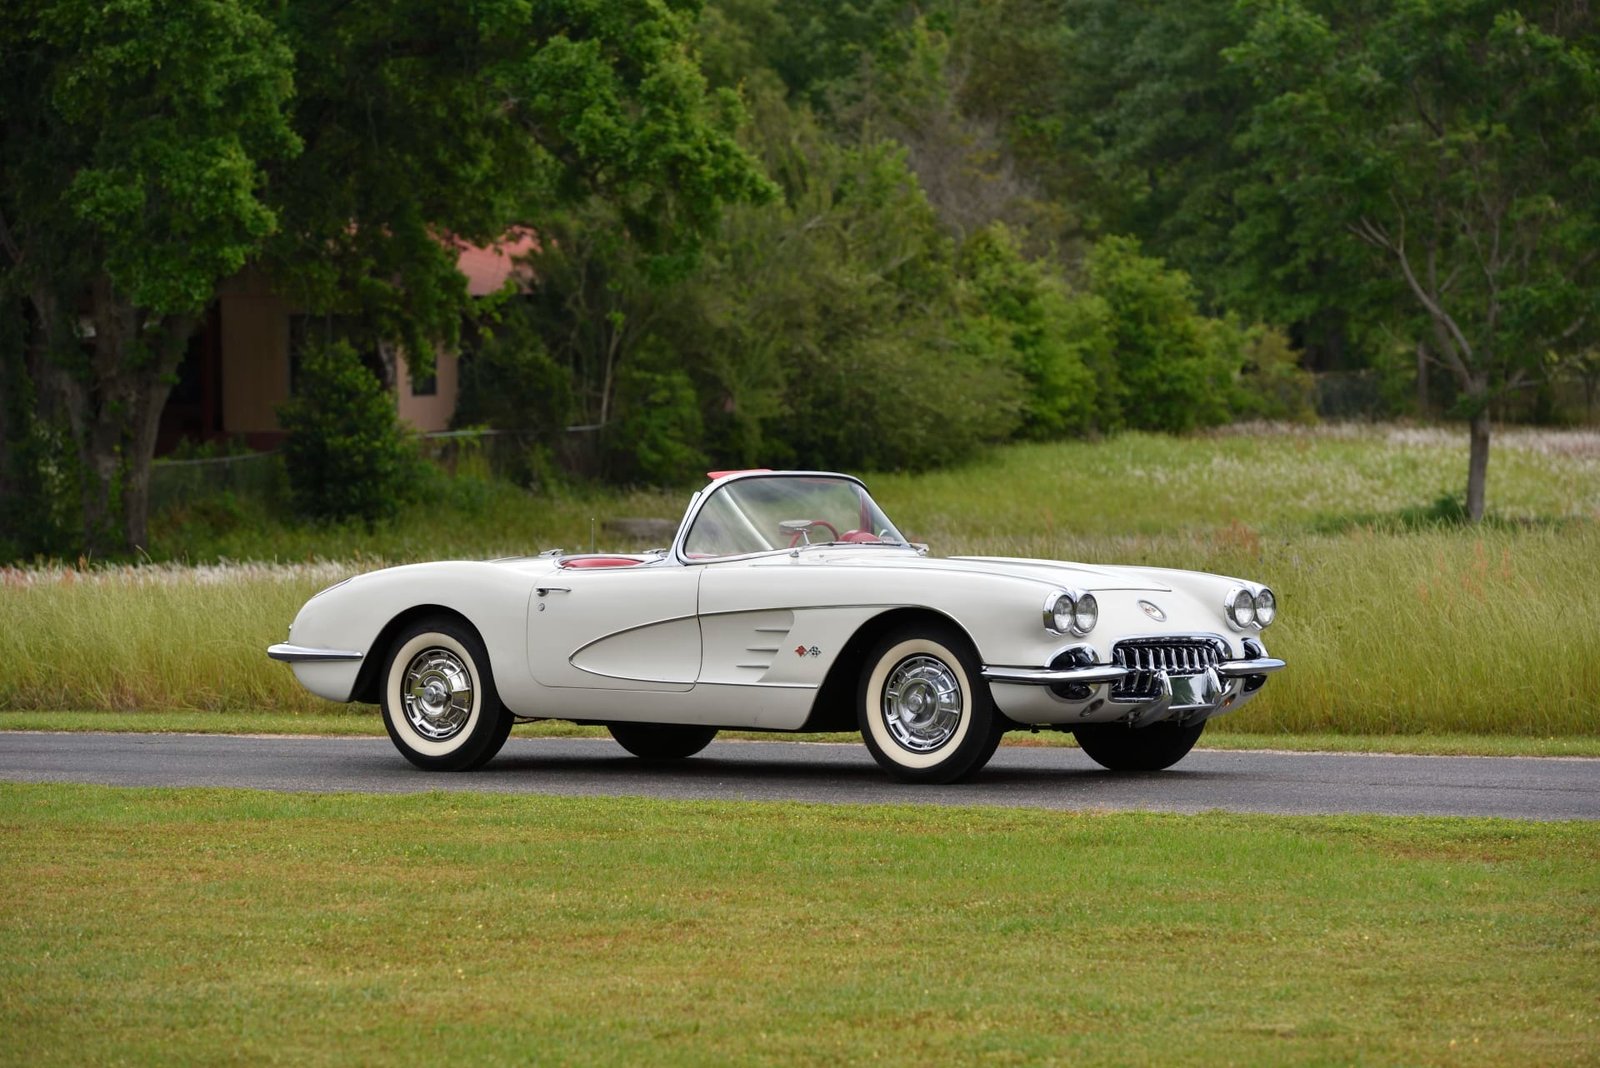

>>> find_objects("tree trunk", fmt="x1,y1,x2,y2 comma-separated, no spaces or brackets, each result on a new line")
1416,342,1429,414
0,308,15,503
1465,405,1491,523
121,317,192,553
65,278,192,556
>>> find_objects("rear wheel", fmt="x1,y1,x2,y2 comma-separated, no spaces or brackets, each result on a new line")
857,624,1003,784
1073,720,1204,771
608,723,719,761
380,616,512,771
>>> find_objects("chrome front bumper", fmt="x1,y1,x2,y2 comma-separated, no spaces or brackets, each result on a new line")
981,654,1285,727
266,643,365,663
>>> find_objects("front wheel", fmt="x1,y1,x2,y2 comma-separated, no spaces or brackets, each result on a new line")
607,723,718,761
857,624,1003,784
380,616,513,771
1073,720,1204,772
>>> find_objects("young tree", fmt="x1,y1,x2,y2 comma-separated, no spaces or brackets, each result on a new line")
1231,1,1600,520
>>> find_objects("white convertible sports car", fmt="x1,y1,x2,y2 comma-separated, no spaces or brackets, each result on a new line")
268,469,1283,782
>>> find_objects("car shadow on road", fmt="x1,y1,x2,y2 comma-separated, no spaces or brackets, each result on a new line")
468,748,1238,790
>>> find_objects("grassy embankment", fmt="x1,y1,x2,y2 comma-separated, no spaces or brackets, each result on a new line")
4,424,1598,743
2,783,1596,1066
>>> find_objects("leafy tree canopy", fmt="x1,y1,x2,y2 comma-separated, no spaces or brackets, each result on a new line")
1229,0,1600,517
0,0,771,554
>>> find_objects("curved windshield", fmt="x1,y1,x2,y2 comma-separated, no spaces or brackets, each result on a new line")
681,476,907,558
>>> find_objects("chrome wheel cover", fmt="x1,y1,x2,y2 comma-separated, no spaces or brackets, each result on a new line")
401,647,474,741
881,654,963,752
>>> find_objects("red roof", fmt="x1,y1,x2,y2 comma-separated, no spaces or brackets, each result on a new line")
453,229,539,296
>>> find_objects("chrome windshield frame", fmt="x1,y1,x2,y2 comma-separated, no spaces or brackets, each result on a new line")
669,471,913,566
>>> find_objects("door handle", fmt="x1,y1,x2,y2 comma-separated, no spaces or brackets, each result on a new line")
535,586,571,596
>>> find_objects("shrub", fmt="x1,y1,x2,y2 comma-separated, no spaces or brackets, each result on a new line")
1222,320,1317,422
1085,236,1235,434
958,225,1102,439
277,341,417,525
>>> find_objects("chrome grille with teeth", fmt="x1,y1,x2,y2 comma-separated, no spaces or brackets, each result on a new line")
1110,637,1225,701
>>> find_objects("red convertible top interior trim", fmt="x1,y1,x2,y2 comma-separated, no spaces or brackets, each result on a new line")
706,468,772,480
558,556,648,569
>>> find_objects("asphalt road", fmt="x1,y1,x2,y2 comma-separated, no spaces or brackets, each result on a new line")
1,732,1596,819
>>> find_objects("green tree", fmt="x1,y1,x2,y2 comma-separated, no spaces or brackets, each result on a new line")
607,354,708,484
666,85,1025,471
1085,236,1235,434
957,225,1101,438
453,302,574,487
1,0,770,555
1230,0,1600,520
0,0,298,555
949,0,1392,374
957,0,1251,263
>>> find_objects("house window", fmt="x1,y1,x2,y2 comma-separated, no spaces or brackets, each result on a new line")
411,369,437,396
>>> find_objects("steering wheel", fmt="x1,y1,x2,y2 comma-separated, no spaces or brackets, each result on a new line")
779,518,840,546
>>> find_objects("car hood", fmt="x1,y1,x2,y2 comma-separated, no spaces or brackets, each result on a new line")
801,551,1174,593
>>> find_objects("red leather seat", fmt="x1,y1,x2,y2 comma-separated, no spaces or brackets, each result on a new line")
559,556,646,569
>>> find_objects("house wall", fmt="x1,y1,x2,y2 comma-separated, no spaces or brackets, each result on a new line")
217,270,294,435
189,268,467,446
395,350,460,434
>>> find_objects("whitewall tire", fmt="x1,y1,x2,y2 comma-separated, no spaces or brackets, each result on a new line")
380,616,512,771
857,624,1003,784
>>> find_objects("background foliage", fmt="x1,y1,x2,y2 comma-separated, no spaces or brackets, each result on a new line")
2,0,1595,559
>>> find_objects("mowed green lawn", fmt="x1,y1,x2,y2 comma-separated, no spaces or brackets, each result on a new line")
1,783,1596,1066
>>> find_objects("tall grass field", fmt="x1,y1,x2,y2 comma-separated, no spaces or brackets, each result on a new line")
5,424,1598,736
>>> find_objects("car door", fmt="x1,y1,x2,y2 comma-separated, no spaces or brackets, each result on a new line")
695,558,886,728
526,564,702,691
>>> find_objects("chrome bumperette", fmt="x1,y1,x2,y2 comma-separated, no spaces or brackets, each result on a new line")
266,643,365,663
1126,672,1174,728
1215,656,1286,678
982,663,1130,686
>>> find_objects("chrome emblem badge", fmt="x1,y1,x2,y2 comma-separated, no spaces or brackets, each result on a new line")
1138,600,1166,622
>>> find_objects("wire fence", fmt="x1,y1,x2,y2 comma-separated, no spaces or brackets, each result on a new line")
1312,370,1598,424
150,376,1597,511
148,448,285,514
148,426,603,511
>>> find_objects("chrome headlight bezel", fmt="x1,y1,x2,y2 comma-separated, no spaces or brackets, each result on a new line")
1253,587,1276,628
1044,590,1096,636
1224,586,1257,631
1044,592,1073,634
1072,592,1098,635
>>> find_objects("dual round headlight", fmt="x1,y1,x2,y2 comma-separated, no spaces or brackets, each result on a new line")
1226,586,1277,630
1045,591,1098,636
